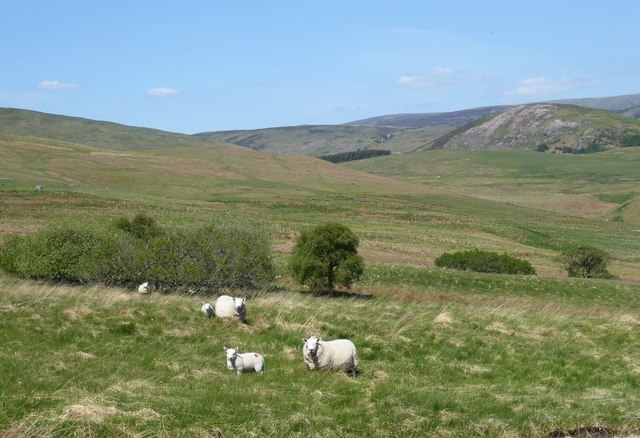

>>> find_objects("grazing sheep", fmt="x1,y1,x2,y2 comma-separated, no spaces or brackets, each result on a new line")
201,302,214,318
303,336,359,377
214,295,247,322
137,282,149,294
223,347,265,375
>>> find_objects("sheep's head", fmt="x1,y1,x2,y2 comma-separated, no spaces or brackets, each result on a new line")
233,297,245,310
304,336,320,354
224,346,239,360
201,302,213,316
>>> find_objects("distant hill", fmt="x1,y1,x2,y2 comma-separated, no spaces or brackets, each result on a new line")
346,93,640,129
195,124,452,155
426,104,640,152
346,106,512,128
0,108,209,151
549,93,640,111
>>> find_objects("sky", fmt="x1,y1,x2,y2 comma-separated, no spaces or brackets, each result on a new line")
2,1,639,133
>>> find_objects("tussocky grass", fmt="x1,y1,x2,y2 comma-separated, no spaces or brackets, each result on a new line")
0,275,638,436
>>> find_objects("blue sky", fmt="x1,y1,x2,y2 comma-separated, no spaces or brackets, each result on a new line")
2,1,639,133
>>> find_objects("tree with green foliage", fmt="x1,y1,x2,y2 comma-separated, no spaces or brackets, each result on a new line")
562,245,612,279
289,222,364,291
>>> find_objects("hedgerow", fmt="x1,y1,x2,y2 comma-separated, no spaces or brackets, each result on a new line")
0,217,274,291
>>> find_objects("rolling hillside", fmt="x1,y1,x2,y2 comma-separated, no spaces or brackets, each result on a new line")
346,105,511,127
1,108,640,436
195,124,452,155
549,92,640,111
346,147,640,225
0,108,209,151
426,104,640,152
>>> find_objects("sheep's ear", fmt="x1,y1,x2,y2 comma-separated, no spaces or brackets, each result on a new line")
223,346,227,352
303,338,308,343
242,298,245,303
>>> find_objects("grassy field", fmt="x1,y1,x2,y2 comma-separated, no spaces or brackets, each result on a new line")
347,148,640,224
1,273,638,437
1,131,640,436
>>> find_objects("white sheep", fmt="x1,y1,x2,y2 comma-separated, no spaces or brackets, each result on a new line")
201,302,214,318
223,347,265,375
214,295,247,322
137,282,149,294
303,336,359,377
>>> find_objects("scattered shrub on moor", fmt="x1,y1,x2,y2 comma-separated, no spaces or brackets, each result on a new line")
289,222,364,291
562,245,613,279
0,217,275,290
435,249,536,275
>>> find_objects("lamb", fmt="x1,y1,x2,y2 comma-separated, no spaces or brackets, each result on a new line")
302,336,359,377
214,295,247,322
137,282,149,294
223,347,265,375
201,302,214,318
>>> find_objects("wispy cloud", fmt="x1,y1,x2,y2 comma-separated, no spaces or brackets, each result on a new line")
37,80,79,90
398,67,481,89
147,87,179,97
504,76,593,97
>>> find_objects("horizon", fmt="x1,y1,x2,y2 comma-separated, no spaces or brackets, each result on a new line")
2,1,639,134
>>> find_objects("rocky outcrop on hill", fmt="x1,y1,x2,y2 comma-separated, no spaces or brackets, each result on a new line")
428,104,640,152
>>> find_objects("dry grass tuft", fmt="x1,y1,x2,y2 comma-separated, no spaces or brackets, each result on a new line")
486,321,513,335
63,306,92,320
134,407,161,421
434,311,454,327
75,351,96,360
60,403,118,423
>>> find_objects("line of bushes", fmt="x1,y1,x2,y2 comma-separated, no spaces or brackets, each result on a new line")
318,149,391,164
435,249,536,275
0,214,275,291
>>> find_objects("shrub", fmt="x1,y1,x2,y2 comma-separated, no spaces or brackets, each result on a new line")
0,219,275,290
562,245,612,279
289,222,364,291
620,134,640,147
535,143,549,152
2,223,122,283
113,213,164,240
435,249,536,275
145,223,275,290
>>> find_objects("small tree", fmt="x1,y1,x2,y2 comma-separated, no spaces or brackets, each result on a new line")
562,245,612,279
289,222,364,291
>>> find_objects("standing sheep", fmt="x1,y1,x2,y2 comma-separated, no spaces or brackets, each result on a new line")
201,302,214,318
223,347,265,375
303,336,359,377
137,282,149,294
214,295,247,322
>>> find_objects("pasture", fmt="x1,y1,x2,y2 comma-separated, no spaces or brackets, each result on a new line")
1,138,639,436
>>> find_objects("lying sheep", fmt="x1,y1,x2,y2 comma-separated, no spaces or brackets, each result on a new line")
137,282,149,294
224,347,265,375
303,336,359,377
214,295,247,322
201,302,214,318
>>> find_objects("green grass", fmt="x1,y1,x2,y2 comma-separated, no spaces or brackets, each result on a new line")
0,273,638,436
347,148,640,224
1,126,640,435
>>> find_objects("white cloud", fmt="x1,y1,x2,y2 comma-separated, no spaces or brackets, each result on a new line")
397,67,474,88
147,87,179,97
37,80,79,90
505,76,587,96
